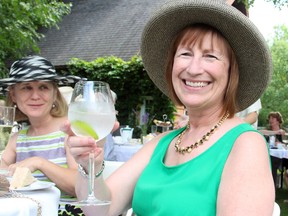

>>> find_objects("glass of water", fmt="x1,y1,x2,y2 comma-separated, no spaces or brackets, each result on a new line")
0,106,15,153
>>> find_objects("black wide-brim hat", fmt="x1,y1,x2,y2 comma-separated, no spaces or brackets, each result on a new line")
0,55,81,93
141,0,272,112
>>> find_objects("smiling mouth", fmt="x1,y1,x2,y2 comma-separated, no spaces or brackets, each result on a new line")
185,80,209,87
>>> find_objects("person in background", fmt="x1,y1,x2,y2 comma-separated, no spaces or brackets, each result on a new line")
59,86,74,104
259,111,286,189
0,55,84,215
173,109,189,129
235,98,262,129
104,90,120,161
259,111,286,144
63,0,274,215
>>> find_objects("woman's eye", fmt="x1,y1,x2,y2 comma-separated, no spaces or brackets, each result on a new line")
39,85,49,90
205,54,217,59
180,51,192,56
22,86,32,90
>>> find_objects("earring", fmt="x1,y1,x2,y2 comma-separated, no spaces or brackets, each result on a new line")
52,104,56,108
14,104,17,108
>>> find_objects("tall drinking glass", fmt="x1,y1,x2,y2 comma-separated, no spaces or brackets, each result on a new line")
68,81,116,206
0,106,15,153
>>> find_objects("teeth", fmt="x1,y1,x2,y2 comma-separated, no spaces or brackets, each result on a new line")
186,81,208,87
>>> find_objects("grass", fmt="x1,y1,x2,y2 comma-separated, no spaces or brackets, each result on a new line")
276,187,288,215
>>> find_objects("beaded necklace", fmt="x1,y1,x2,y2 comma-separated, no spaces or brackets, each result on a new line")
175,113,229,154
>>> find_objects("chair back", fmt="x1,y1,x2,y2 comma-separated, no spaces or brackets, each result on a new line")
273,202,280,216
103,161,133,216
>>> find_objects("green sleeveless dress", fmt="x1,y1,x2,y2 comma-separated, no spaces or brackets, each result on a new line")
132,124,264,216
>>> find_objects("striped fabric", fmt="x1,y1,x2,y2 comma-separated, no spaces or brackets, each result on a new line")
15,128,81,214
16,128,67,181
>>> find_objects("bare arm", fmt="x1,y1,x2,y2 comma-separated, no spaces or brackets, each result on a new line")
0,133,17,168
63,120,163,215
217,132,275,216
258,129,282,136
242,111,258,125
1,133,78,196
10,155,77,196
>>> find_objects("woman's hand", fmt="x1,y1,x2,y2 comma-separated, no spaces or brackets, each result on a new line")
61,121,104,171
8,156,44,174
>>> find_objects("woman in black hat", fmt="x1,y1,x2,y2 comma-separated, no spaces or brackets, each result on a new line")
63,0,275,215
0,55,84,215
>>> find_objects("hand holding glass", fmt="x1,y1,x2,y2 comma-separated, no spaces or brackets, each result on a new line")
68,81,116,206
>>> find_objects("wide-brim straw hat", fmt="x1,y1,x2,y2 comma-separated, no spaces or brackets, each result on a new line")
0,55,81,94
141,0,272,112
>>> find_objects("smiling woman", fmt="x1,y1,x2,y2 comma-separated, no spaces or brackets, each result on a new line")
168,26,233,111
0,55,85,215
63,1,275,216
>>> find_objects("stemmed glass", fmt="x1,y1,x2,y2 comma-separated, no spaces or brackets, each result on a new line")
0,106,15,155
68,81,116,206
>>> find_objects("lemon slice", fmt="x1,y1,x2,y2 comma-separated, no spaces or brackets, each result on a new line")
71,120,99,140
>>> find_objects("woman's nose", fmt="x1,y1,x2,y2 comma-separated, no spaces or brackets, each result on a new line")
30,90,41,99
185,58,202,75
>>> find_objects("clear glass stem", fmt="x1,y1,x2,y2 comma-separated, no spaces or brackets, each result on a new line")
87,151,96,202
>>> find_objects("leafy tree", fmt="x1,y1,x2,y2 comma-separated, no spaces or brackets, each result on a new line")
236,0,288,8
259,25,288,127
0,0,71,78
265,0,288,8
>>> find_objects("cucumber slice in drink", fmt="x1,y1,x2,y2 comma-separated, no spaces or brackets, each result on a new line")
71,120,99,140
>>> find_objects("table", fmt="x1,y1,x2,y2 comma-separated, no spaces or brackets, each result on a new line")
270,148,288,159
0,186,60,216
114,144,143,162
270,148,288,188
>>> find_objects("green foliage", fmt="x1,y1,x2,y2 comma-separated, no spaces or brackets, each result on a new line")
235,0,288,9
66,55,176,136
259,25,288,127
267,0,288,8
0,0,71,78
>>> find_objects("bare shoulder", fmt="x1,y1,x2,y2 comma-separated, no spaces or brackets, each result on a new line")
7,132,18,147
218,129,274,215
232,130,268,156
223,129,270,180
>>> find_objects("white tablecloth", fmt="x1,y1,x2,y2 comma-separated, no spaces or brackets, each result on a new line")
0,186,60,216
114,144,143,161
270,148,288,159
